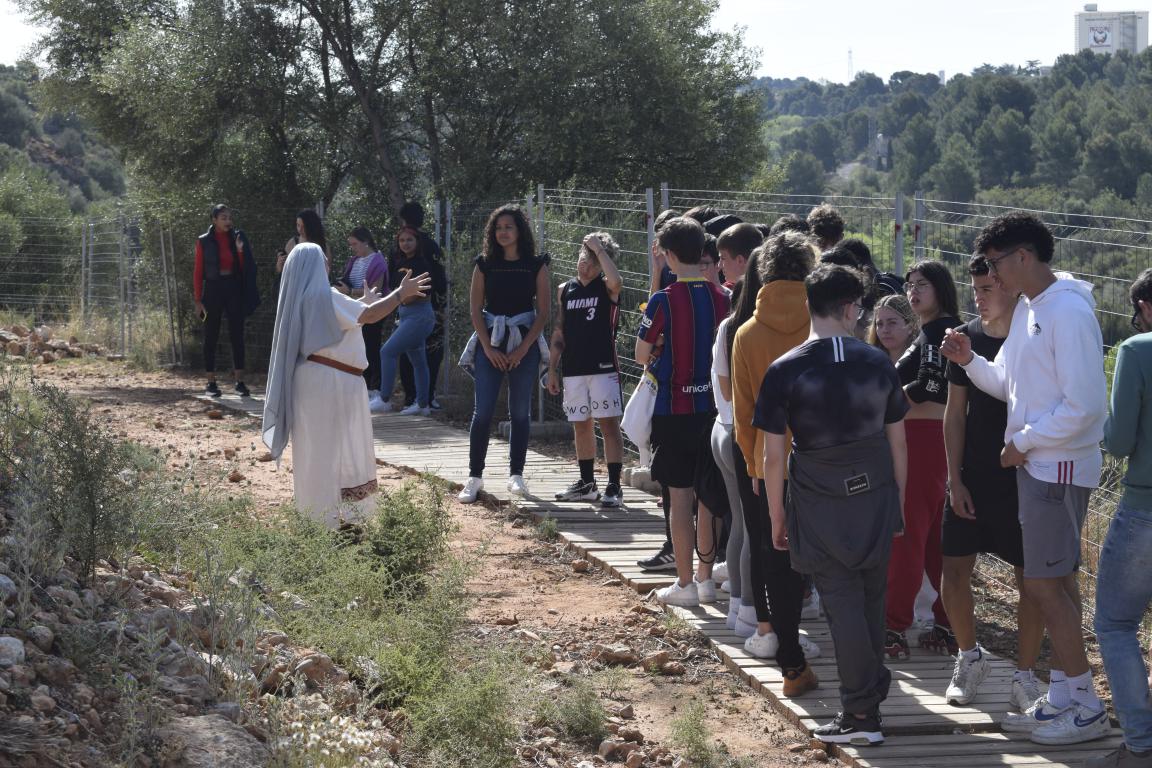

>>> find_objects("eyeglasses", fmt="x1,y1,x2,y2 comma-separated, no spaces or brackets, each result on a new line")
985,245,1026,274
903,280,931,293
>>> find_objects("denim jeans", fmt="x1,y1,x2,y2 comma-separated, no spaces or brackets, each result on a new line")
1095,499,1152,751
468,342,540,478
379,302,435,407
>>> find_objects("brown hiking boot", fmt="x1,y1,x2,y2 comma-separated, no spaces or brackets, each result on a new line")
783,664,819,697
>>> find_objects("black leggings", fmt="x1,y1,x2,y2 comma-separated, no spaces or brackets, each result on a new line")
362,320,383,391
730,438,807,670
202,277,245,374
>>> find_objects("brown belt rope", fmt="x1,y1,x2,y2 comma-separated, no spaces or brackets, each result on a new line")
306,354,365,376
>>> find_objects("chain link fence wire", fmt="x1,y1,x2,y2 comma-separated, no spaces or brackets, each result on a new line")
913,195,1152,641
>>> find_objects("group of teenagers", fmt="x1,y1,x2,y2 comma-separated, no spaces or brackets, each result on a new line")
478,200,1150,764
193,201,449,416
225,195,1150,765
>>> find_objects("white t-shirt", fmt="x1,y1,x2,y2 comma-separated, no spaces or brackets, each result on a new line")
711,316,733,425
310,288,369,369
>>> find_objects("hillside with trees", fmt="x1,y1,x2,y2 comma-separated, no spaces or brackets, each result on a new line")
760,48,1152,218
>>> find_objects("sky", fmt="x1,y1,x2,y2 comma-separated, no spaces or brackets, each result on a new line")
0,0,1133,81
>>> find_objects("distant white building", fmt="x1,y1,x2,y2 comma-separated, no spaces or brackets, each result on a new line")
1075,5,1149,55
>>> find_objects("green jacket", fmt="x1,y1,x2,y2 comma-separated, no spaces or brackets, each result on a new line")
1104,333,1152,506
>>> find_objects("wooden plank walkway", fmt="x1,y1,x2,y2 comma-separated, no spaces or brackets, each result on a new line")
202,392,1123,767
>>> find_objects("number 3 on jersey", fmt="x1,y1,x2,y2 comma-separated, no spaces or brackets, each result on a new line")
585,306,596,321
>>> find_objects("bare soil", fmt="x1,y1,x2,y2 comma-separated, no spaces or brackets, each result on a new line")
33,358,826,767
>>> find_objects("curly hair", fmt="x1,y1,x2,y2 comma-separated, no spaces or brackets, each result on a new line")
758,231,816,284
769,214,809,237
583,231,620,263
482,204,536,262
972,212,1056,263
806,204,845,247
867,294,919,351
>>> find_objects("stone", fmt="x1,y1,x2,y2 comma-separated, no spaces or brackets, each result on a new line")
618,742,641,758
5,341,22,356
618,727,644,743
292,652,347,686
207,702,242,722
805,749,829,762
26,625,54,653
0,636,26,666
30,691,55,712
228,470,245,483
158,715,270,768
597,739,625,758
594,644,638,666
787,743,809,753
0,574,16,604
613,703,635,720
571,559,591,573
660,661,686,676
33,657,76,687
9,664,35,686
40,352,58,364
625,751,645,768
71,683,95,707
158,674,215,705
641,651,670,670
600,578,623,587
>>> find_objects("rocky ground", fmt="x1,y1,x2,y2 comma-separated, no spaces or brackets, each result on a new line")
0,355,830,768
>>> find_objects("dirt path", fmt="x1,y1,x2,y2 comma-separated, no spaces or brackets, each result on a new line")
33,359,828,767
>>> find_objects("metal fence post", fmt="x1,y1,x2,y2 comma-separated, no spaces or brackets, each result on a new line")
85,222,94,325
894,191,905,277
167,227,185,365
645,187,655,268
913,190,926,262
443,200,453,396
118,211,127,355
660,182,669,212
159,218,178,366
79,222,87,323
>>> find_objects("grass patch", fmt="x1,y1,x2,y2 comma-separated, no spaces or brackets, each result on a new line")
535,514,559,541
534,676,609,746
669,701,751,768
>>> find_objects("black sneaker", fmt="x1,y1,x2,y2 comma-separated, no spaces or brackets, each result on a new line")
918,624,959,656
884,629,910,660
555,479,599,502
636,541,676,571
813,711,884,745
205,381,222,398
601,483,623,508
235,381,251,398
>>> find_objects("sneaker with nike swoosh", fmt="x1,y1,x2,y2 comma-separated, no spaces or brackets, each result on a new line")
1029,702,1110,745
1001,695,1070,732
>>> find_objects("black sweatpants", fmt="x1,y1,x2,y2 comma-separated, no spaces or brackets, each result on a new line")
730,438,807,670
202,276,245,374
814,558,891,715
362,320,383,391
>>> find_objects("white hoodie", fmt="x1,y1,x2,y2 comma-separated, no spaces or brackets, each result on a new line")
961,274,1106,488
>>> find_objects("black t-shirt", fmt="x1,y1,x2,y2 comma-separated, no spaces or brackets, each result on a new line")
945,318,1012,477
896,315,961,404
754,336,910,452
560,277,619,376
391,252,437,304
475,253,548,317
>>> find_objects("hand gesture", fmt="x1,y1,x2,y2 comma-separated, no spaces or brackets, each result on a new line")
583,234,604,258
506,345,527,369
546,369,561,396
399,271,432,302
949,481,976,520
940,328,973,365
361,283,382,304
651,240,666,269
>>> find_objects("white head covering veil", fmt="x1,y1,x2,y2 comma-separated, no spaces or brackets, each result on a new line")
261,242,344,461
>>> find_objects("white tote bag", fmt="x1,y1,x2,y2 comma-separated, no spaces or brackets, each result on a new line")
621,369,658,467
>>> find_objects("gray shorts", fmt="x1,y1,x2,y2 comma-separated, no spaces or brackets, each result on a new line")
1017,468,1090,578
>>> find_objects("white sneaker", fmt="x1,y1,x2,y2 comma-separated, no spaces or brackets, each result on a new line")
367,389,380,401
735,605,758,639
1002,695,1070,733
507,475,529,497
726,602,740,630
694,576,716,604
369,398,393,414
744,630,779,659
799,633,822,659
655,579,699,607
719,579,731,594
712,561,729,582
800,591,822,621
1029,702,1110,745
1012,676,1043,712
946,650,992,706
457,477,483,504
399,403,431,416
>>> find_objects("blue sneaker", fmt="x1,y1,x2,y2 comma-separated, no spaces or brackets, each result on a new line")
1030,702,1110,745
1001,695,1070,733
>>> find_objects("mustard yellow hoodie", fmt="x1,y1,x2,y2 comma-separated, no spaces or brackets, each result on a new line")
732,280,811,478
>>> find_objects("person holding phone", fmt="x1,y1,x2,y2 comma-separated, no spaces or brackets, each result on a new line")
336,227,388,399
193,204,253,398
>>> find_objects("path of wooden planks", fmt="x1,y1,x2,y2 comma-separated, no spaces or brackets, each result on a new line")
202,392,1123,767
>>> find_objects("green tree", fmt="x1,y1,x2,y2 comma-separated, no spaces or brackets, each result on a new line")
891,114,938,192
973,108,1033,188
782,151,826,196
927,135,978,202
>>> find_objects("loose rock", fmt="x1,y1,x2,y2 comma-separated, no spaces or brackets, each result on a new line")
0,636,26,666
158,715,270,767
